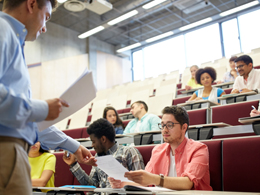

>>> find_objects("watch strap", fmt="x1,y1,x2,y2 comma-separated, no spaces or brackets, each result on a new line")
159,174,164,187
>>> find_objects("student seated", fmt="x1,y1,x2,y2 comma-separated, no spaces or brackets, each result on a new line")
187,67,225,104
28,142,56,192
185,65,203,90
221,56,239,83
231,55,260,94
103,106,124,134
123,101,161,134
63,118,144,188
108,106,212,191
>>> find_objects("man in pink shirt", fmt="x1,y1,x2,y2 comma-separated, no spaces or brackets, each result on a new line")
109,105,212,191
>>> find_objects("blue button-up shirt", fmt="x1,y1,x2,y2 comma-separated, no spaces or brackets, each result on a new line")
123,113,161,134
0,12,79,152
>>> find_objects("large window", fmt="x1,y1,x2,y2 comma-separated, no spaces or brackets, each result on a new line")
132,50,144,81
222,18,241,57
185,24,222,66
143,35,186,78
238,9,260,53
132,8,260,81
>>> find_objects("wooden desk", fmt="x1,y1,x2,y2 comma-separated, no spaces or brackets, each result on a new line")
119,112,131,117
94,189,260,195
189,122,231,129
161,191,260,195
239,116,260,124
32,186,95,195
213,81,234,89
76,135,134,147
126,130,162,145
218,91,258,105
239,116,260,135
178,100,218,110
180,87,203,95
119,112,134,120
188,123,231,140
212,124,254,137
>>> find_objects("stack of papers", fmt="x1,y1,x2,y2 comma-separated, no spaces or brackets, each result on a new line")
124,185,175,192
37,69,96,131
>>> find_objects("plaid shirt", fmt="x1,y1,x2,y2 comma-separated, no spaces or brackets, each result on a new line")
70,143,145,188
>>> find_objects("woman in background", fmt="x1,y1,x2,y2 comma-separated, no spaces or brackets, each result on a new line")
188,67,225,104
103,106,124,134
185,65,203,90
29,142,56,192
222,56,239,83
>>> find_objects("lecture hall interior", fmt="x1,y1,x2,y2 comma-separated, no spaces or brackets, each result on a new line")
1,0,260,194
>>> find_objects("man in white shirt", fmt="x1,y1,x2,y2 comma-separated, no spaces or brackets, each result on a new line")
231,55,260,94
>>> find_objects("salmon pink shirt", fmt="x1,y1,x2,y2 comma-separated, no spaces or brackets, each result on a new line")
145,137,212,190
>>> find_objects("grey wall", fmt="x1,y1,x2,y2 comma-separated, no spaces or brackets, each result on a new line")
87,36,116,85
24,22,87,65
24,21,129,86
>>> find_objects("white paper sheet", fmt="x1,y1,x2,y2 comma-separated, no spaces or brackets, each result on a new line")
124,185,175,192
96,155,132,182
37,69,96,131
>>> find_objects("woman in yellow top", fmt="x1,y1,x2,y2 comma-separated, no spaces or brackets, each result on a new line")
185,65,203,90
28,142,56,192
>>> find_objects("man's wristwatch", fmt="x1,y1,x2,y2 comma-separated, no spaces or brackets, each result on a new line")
70,161,77,168
159,174,164,187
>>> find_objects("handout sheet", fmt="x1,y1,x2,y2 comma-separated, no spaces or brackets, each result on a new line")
96,155,132,182
37,69,96,131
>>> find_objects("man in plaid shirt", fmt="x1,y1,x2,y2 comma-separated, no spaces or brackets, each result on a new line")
63,118,145,188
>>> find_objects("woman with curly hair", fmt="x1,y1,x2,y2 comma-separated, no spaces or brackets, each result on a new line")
188,67,225,104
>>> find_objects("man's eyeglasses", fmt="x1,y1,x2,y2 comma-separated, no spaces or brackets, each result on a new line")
235,64,245,70
158,122,180,130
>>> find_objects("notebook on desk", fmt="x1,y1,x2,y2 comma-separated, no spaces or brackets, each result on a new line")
219,91,257,99
124,185,174,192
239,115,260,121
60,185,96,189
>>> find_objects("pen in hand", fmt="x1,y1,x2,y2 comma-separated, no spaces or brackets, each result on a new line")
251,105,256,110
66,151,70,158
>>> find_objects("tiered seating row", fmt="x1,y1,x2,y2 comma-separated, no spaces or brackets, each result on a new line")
54,49,260,130
62,89,231,128
61,99,260,141
211,100,259,126
62,127,89,139
53,136,260,192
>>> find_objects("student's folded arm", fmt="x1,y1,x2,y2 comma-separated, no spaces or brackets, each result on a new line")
231,79,239,94
187,93,197,101
231,89,239,94
31,170,54,187
220,91,226,97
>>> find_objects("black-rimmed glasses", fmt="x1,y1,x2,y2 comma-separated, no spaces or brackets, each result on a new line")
235,64,245,70
158,122,180,130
